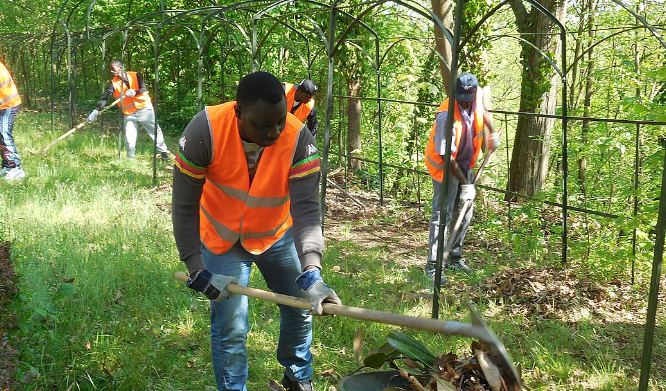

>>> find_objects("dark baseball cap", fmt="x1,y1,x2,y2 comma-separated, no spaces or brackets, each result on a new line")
297,79,317,95
456,73,478,103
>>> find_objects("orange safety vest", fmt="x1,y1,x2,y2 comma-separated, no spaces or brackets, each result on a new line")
112,71,151,115
284,82,315,122
200,101,304,255
0,61,22,110
425,89,485,182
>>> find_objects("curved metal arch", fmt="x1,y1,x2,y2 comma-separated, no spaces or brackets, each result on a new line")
156,2,263,27
568,25,645,73
200,22,252,60
253,18,311,71
613,0,666,50
345,41,378,70
481,34,564,77
330,1,381,58
460,0,510,51
377,36,449,75
389,0,455,57
255,41,312,71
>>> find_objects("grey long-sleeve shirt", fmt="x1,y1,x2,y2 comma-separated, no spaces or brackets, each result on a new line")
172,109,324,274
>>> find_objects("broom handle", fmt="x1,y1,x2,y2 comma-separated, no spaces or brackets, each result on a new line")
41,98,121,154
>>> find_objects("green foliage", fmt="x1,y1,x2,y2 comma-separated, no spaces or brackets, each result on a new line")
386,331,438,370
0,111,665,390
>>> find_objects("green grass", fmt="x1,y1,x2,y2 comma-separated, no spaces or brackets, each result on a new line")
1,111,665,390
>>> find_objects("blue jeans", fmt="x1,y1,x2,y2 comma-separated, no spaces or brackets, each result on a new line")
0,105,21,169
427,169,474,270
202,230,313,391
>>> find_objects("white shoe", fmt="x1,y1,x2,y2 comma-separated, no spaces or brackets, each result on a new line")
4,167,25,180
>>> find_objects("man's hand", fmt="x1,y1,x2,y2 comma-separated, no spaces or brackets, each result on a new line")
460,184,476,202
487,131,501,151
125,89,136,97
186,269,237,302
87,109,99,122
296,268,341,315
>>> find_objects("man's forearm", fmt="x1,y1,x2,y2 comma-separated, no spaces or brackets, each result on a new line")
172,168,206,273
446,156,468,184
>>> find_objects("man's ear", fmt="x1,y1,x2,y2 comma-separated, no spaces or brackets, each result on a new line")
234,104,241,119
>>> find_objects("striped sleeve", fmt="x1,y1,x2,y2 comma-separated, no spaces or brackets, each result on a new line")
289,153,320,180
175,149,206,179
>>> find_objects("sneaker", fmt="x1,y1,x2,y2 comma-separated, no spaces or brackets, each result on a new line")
281,374,314,391
446,258,473,273
160,151,172,162
4,167,25,180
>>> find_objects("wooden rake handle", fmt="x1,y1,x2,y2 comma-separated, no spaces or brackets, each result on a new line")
40,98,121,154
174,269,520,385
174,271,489,340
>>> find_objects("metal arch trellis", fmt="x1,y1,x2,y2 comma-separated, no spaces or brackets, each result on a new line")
1,0,665,387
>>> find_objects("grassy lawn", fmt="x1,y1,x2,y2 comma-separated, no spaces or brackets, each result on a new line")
1,110,664,390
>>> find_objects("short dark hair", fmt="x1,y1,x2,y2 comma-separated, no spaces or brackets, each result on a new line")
236,71,285,107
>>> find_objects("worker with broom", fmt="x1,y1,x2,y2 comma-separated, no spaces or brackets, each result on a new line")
424,73,500,285
87,60,170,161
0,58,25,180
172,71,340,391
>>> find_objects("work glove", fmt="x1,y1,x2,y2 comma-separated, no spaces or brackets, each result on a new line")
87,109,99,122
460,184,476,202
487,131,501,151
296,268,342,315
124,89,136,97
186,269,237,302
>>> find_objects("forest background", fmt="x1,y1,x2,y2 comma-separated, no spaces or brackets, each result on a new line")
0,0,665,390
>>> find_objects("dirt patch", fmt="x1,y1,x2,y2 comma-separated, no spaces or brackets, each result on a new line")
324,185,429,268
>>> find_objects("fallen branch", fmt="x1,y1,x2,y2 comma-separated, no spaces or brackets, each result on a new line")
326,177,366,209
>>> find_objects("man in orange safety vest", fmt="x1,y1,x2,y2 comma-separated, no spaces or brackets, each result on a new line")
424,73,500,285
88,61,171,160
172,71,340,391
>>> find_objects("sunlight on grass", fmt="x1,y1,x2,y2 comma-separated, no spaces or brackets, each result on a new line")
1,112,664,390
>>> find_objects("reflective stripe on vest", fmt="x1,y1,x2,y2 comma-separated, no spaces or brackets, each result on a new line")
112,71,151,115
284,82,314,122
200,101,303,255
0,61,22,110
425,89,485,182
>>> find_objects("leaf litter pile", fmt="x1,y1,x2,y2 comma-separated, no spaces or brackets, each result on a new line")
457,267,659,324
355,331,522,391
392,342,520,391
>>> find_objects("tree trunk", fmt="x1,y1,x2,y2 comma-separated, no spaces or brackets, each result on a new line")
507,0,566,199
346,77,362,171
430,0,453,96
